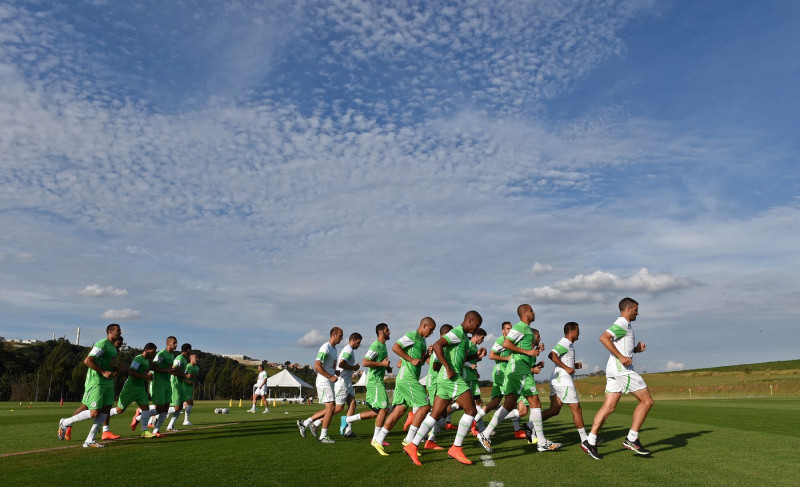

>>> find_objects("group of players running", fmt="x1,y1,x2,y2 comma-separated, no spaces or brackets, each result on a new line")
297,297,653,464
56,324,198,448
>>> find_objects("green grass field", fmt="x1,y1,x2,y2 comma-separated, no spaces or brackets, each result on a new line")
2,396,798,486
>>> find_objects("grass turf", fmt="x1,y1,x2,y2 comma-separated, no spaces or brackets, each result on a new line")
1,397,799,487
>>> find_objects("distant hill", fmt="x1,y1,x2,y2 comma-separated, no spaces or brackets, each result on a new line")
657,359,800,374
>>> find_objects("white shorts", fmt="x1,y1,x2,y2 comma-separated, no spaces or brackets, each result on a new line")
254,385,267,396
549,378,579,404
334,381,354,405
605,372,647,394
316,379,335,404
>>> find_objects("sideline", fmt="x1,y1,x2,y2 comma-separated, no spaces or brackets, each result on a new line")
0,422,241,458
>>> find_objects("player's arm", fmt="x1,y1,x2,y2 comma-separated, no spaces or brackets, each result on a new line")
84,353,115,378
548,350,574,375
489,349,510,362
362,356,390,369
314,359,337,382
338,359,360,371
391,342,420,367
634,341,646,353
531,361,545,374
599,332,632,366
502,338,538,357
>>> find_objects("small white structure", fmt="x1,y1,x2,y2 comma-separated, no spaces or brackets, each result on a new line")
267,369,313,399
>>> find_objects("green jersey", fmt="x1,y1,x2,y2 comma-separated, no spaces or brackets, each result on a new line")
364,340,388,386
152,349,174,387
395,331,426,382
171,353,189,388
125,354,151,388
438,325,470,377
184,364,199,386
86,338,117,388
507,321,535,372
462,340,479,382
491,335,511,373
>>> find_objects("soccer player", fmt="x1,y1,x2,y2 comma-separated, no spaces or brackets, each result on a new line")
582,297,653,460
148,336,178,437
463,328,487,435
417,323,452,450
403,310,483,466
335,333,365,438
477,304,561,453
62,335,125,441
297,327,343,444
166,343,192,431
371,317,436,455
475,321,524,439
182,353,200,425
58,324,122,448
247,364,269,413
542,322,589,445
363,323,393,453
104,342,158,438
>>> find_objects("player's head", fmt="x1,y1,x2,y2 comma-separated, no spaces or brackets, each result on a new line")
517,304,535,324
181,343,192,354
471,327,486,344
419,317,436,338
106,323,121,339
440,324,453,336
531,328,540,345
376,323,390,341
143,342,157,358
166,336,178,350
564,322,580,341
189,353,198,365
113,336,123,348
619,297,639,321
462,310,483,334
258,364,264,371
329,327,343,345
501,321,512,336
349,332,363,349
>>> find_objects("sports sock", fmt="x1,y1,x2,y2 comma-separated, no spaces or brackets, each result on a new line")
153,412,167,433
404,425,418,444
413,414,437,445
184,405,192,421
102,425,110,432
587,432,597,446
375,427,390,445
63,409,92,426
482,406,509,437
372,426,381,442
302,418,313,427
320,428,328,438
474,408,487,422
139,409,151,432
577,427,587,442
627,429,639,442
313,419,322,427
345,413,361,424
86,413,106,443
453,414,474,447
531,408,546,444
109,408,119,417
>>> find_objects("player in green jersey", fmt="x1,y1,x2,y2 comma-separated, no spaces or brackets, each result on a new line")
364,323,393,453
182,353,199,425
474,321,523,438
148,336,178,437
58,324,122,448
102,342,158,438
166,343,192,431
371,317,436,455
463,328,487,436
477,304,561,453
418,323,451,450
403,310,483,466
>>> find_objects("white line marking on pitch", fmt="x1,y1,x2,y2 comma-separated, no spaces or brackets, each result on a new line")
481,454,495,466
489,482,504,487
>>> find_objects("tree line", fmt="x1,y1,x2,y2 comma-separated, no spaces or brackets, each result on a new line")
0,339,267,402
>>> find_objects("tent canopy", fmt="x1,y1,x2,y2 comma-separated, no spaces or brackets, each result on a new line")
267,369,313,396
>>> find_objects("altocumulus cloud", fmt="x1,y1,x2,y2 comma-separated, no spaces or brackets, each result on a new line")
102,308,141,320
519,268,702,304
298,329,326,347
79,285,129,297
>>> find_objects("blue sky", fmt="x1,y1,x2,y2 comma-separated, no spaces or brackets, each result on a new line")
1,0,798,378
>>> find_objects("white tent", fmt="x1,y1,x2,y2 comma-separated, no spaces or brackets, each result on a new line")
352,372,366,387
267,369,313,398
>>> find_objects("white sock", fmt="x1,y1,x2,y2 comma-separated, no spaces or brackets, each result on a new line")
139,409,151,432
184,405,192,421
627,429,639,442
530,408,546,444
313,419,322,427
475,408,487,421
413,414,437,445
302,418,313,427
454,414,474,447
578,427,587,442
320,428,328,438
372,426,381,442
63,409,92,427
167,416,177,429
109,408,119,417
346,413,361,424
86,414,106,443
375,427,390,444
483,406,509,437
102,425,110,432
153,412,167,433
588,432,597,446
404,425,418,444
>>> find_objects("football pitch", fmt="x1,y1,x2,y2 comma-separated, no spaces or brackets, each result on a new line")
1,398,798,487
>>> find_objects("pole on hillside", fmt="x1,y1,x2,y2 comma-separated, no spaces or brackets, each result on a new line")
770,385,773,397
689,388,692,398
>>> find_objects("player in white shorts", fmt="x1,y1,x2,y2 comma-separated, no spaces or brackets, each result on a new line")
542,322,590,445
582,298,654,460
247,364,269,413
335,333,367,437
297,327,343,444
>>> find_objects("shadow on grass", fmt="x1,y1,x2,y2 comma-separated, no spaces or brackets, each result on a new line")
649,429,712,453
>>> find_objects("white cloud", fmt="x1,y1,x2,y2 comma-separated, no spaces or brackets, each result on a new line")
530,262,553,278
519,268,702,304
16,253,35,263
298,329,325,347
101,308,141,320
664,360,685,372
78,285,129,297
